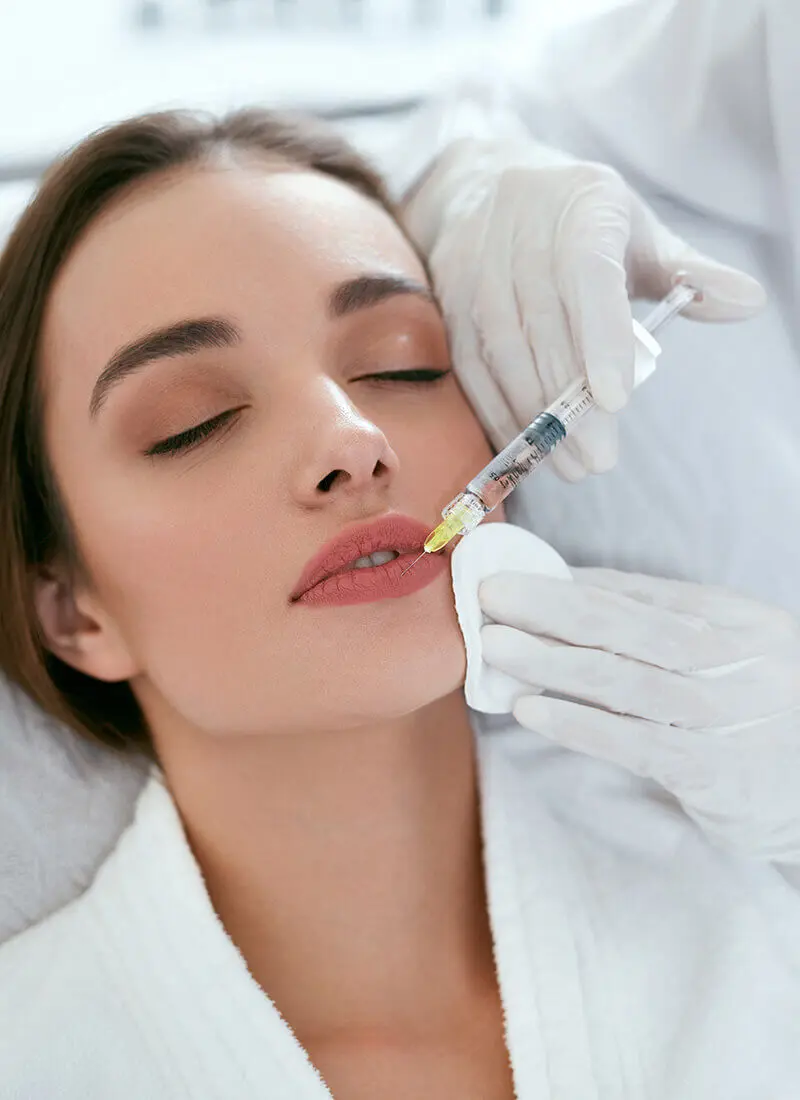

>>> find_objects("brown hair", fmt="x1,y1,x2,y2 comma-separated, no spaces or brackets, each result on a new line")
0,107,397,760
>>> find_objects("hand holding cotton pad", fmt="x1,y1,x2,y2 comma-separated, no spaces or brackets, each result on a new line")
450,522,572,714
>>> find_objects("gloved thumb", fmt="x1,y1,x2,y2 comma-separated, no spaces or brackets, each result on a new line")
629,200,767,322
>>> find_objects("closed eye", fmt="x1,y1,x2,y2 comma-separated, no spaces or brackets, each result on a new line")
144,369,451,458
356,368,452,385
145,407,243,458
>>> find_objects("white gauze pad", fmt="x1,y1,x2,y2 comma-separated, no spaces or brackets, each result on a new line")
450,522,572,714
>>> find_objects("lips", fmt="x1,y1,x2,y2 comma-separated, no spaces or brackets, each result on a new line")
291,513,447,607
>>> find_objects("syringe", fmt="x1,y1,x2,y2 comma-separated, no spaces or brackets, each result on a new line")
403,283,698,572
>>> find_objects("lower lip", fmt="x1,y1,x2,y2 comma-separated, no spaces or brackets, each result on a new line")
294,550,448,607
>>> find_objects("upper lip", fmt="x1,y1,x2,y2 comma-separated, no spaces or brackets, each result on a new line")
291,513,431,600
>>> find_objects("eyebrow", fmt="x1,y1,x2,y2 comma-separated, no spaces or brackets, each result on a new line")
327,273,436,318
89,274,437,418
89,317,241,418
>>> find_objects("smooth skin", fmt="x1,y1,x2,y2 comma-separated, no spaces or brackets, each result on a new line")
33,154,513,1098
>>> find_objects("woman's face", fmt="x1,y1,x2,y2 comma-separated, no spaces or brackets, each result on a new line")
38,157,500,739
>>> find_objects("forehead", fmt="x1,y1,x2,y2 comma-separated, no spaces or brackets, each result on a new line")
40,162,424,401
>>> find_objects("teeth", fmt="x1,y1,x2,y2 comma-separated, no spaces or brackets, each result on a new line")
350,550,400,571
368,550,399,566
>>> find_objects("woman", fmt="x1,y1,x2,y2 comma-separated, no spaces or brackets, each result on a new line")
0,108,798,1099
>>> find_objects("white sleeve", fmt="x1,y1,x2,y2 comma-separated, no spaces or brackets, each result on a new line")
521,0,783,235
354,78,537,204
359,0,785,236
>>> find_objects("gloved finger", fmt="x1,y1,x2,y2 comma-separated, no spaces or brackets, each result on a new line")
572,567,796,638
483,623,799,726
512,241,615,479
508,264,609,478
512,694,693,784
470,208,595,480
508,201,582,406
503,265,597,480
470,257,546,429
545,409,619,480
437,280,520,450
430,193,521,451
484,624,728,727
469,256,594,479
500,187,605,479
556,409,619,475
549,443,589,482
567,255,636,413
557,188,637,412
476,180,625,478
448,317,521,452
628,198,767,322
482,624,693,724
479,572,758,672
547,420,594,481
471,183,573,424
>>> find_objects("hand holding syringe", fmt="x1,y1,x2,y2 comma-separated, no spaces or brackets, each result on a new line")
402,283,699,575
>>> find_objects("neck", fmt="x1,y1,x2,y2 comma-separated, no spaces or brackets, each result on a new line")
151,690,497,1039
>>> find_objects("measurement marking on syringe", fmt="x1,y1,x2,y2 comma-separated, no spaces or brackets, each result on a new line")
411,283,701,563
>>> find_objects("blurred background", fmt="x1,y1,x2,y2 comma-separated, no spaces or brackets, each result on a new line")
0,0,612,234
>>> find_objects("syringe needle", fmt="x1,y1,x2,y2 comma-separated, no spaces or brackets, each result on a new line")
400,551,426,577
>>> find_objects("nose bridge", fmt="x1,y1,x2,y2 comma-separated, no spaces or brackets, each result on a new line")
289,375,399,505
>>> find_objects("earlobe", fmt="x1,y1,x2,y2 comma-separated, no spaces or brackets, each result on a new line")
32,568,138,683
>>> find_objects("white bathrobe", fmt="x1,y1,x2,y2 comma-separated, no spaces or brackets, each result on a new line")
2,715,800,1100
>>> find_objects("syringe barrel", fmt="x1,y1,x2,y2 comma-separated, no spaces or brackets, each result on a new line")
461,358,633,514
465,411,567,511
544,378,594,426
436,285,697,540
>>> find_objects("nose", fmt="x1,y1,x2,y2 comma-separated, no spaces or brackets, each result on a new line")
290,379,401,509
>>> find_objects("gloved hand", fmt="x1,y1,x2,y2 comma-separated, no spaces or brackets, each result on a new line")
479,567,800,863
402,136,767,480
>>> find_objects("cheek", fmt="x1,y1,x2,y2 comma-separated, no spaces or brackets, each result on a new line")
390,382,498,511
83,480,259,618
72,467,300,724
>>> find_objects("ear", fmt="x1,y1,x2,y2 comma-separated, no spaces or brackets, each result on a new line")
33,565,139,683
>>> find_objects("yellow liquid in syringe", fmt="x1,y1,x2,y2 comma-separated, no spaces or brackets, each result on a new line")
423,517,459,553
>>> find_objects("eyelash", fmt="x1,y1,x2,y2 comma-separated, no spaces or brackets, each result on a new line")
359,368,452,386
145,368,452,458
145,408,241,458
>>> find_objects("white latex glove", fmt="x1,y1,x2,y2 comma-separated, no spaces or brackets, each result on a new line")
479,568,800,863
402,136,767,481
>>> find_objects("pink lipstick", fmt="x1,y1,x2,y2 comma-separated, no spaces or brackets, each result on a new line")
291,514,448,608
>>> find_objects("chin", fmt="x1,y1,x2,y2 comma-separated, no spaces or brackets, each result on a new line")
342,615,468,723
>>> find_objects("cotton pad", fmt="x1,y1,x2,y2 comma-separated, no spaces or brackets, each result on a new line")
450,522,572,714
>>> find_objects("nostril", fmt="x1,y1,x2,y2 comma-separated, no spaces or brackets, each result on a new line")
317,460,389,494
317,470,344,493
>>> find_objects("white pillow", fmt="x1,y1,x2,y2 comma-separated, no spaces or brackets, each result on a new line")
0,676,148,943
